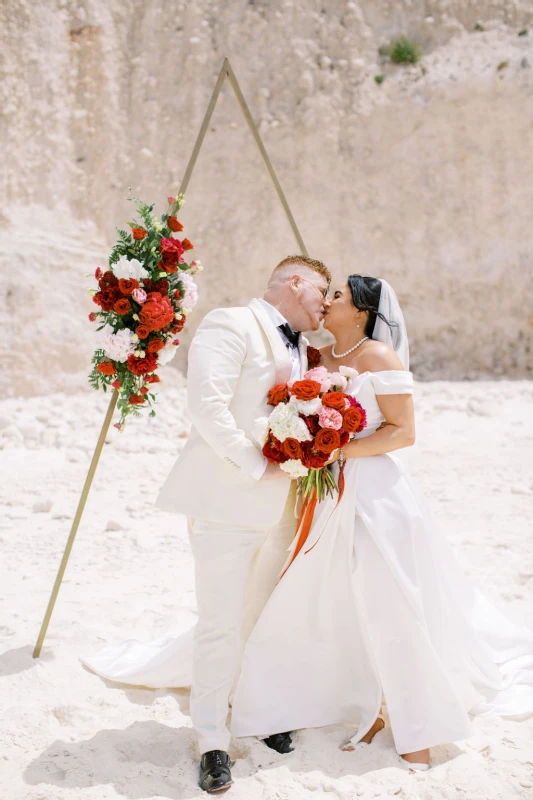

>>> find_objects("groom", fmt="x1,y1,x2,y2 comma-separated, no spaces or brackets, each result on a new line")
156,254,330,793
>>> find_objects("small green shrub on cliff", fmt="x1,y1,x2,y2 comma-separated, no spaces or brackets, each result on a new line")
374,74,385,84
390,38,421,65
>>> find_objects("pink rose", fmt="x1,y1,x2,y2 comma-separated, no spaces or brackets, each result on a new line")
304,366,332,393
132,288,147,304
167,196,177,204
318,406,343,430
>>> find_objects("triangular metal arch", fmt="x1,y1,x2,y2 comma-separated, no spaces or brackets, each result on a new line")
32,58,306,657
179,57,308,255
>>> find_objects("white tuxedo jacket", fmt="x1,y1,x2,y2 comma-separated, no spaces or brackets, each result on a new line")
155,298,309,527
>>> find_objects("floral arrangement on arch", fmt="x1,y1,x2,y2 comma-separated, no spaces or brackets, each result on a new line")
88,194,203,430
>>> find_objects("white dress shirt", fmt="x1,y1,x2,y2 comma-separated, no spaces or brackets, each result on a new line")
250,299,302,480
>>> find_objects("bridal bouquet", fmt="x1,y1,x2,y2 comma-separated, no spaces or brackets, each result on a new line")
87,194,203,430
255,360,366,569
256,362,367,498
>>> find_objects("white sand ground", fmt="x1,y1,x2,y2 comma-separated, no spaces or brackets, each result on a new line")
1,377,533,800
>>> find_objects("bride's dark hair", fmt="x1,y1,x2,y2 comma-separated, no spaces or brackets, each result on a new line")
347,274,397,338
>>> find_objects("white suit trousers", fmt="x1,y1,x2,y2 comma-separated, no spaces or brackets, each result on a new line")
188,483,296,754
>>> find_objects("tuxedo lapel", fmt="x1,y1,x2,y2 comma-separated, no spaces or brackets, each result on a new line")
248,298,293,385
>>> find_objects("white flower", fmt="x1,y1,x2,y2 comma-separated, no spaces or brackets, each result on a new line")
289,395,323,415
268,403,312,443
100,324,136,363
280,459,309,479
179,272,199,309
339,365,359,391
157,339,180,366
329,372,348,391
252,416,270,447
112,255,149,282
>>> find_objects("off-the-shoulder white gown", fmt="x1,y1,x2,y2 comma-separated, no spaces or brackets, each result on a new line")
81,370,533,754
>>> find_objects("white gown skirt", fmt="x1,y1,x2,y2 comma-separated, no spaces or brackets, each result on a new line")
81,453,533,755
229,454,533,754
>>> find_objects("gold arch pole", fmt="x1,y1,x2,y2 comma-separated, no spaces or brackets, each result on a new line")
33,56,308,658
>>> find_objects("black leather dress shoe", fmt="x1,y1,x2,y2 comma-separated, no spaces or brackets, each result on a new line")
199,750,233,794
263,732,294,754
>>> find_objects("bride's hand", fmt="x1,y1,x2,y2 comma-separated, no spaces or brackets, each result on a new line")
325,449,340,466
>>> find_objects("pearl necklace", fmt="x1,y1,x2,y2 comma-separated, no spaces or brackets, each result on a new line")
331,336,369,359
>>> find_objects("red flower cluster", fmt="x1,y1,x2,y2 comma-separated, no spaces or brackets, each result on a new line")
126,353,158,376
138,292,175,332
159,237,184,273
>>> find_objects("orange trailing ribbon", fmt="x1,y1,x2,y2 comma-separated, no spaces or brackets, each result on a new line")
280,462,346,578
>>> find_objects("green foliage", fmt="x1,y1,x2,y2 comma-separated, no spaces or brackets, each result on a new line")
390,37,421,65
374,74,385,84
518,29,528,37
497,60,509,71
474,23,485,32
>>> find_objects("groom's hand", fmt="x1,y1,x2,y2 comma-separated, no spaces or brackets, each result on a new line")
261,462,292,481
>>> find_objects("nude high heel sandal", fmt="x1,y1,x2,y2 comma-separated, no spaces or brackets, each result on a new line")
340,715,385,752
400,755,430,771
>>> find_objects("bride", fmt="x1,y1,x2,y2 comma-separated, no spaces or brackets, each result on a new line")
81,275,533,772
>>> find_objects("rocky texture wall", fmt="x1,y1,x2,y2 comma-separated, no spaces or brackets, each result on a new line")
2,0,533,395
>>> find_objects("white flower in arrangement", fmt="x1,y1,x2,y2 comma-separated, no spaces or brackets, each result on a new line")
100,324,136,363
268,402,313,443
152,217,163,232
112,255,149,282
289,395,323,415
280,459,310,479
190,259,204,275
338,365,359,391
157,339,180,366
179,272,199,309
329,372,348,391
252,416,270,447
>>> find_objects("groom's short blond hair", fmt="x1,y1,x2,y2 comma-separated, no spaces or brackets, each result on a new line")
272,254,331,285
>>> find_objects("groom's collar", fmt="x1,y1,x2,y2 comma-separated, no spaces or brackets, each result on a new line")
256,297,289,329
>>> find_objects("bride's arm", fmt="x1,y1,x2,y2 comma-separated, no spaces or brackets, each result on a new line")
329,346,415,461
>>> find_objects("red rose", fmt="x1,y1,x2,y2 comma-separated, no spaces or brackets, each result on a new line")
307,345,321,368
322,391,349,412
114,298,131,315
96,361,116,376
99,270,118,289
302,414,321,436
339,430,350,447
88,312,96,322
146,338,165,353
139,293,175,332
140,386,149,395
301,441,329,469
170,318,186,333
267,383,290,406
93,286,120,311
343,406,365,433
128,394,146,405
145,374,160,383
126,353,158,376
111,380,122,389
168,216,184,232
136,325,150,339
181,238,194,251
291,380,321,401
314,428,341,454
282,438,303,460
131,227,147,240
159,237,184,271
118,278,139,295
153,278,169,294
262,433,289,464
95,267,103,280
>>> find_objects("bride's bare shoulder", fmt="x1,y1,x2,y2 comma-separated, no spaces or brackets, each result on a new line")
357,340,404,372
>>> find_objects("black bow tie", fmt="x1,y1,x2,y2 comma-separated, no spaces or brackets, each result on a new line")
278,322,300,348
